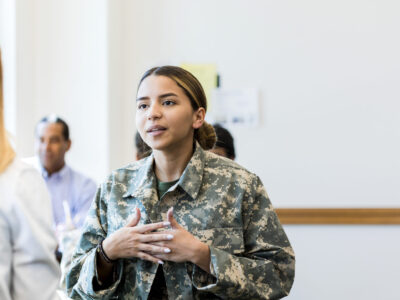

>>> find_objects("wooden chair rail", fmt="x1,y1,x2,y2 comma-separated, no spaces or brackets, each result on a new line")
275,208,400,225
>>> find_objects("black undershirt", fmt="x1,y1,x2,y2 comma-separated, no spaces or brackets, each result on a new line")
148,179,178,299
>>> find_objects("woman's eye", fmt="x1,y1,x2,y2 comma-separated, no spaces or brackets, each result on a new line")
138,103,148,110
163,100,175,106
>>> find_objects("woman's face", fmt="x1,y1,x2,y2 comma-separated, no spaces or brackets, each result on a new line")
136,75,204,152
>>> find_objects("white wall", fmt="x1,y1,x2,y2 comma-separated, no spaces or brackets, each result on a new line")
4,0,136,183
31,0,109,183
6,0,111,183
107,1,136,172
284,225,400,300
118,1,400,299
121,0,400,208
10,0,399,201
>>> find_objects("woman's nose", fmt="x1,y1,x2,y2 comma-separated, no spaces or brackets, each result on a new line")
147,103,162,119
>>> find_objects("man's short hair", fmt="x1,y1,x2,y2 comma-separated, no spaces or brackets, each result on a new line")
37,114,70,140
213,124,235,159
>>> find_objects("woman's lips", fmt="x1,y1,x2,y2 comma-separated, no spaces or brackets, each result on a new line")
147,126,166,136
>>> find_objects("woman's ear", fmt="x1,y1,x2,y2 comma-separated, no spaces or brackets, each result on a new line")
192,107,205,129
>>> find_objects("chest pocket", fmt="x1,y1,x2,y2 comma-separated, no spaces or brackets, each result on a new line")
193,227,245,255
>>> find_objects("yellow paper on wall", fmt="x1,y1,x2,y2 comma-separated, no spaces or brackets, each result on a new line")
180,63,218,111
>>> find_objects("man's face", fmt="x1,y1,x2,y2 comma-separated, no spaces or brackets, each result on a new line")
36,122,71,174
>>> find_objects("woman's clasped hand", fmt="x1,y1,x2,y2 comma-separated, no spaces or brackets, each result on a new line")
102,207,210,270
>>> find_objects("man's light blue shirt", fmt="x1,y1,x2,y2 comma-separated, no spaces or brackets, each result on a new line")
40,164,97,228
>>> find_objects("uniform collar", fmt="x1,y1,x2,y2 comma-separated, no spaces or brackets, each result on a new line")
122,142,205,201
176,142,205,201
122,155,157,199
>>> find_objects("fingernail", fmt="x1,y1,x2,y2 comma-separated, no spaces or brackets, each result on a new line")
158,260,164,265
167,234,174,240
163,222,171,226
164,248,171,253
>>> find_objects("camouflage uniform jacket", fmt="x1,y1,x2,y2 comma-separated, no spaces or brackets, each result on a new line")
66,144,295,299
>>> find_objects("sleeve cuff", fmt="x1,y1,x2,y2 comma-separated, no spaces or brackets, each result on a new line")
187,246,222,291
76,248,123,299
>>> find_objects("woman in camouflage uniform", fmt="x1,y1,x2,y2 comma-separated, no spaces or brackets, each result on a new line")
66,66,295,299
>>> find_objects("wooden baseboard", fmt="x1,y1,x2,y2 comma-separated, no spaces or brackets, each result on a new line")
275,208,400,225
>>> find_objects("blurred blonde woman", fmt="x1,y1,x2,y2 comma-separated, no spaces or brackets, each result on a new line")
0,50,60,300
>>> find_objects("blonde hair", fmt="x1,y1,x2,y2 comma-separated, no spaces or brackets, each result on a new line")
0,50,16,173
138,66,216,150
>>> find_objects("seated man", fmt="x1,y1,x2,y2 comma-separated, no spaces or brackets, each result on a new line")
210,124,236,160
34,115,97,229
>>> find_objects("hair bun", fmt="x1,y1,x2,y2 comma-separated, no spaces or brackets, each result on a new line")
196,121,216,150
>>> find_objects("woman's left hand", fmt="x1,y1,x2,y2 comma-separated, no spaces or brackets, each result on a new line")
150,207,211,273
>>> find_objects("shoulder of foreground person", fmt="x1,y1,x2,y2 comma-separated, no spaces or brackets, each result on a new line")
0,159,61,300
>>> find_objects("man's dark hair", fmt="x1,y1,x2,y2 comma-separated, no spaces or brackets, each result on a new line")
213,124,235,159
37,115,70,140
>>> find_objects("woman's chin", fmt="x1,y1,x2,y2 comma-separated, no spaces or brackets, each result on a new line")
148,142,168,152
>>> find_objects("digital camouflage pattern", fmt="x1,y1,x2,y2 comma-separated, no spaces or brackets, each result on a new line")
59,228,82,292
65,144,295,299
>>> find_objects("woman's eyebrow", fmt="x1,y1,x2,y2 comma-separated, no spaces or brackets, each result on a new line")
159,93,178,99
136,93,178,102
136,96,149,102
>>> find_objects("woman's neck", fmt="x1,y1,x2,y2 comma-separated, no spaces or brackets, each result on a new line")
153,140,194,182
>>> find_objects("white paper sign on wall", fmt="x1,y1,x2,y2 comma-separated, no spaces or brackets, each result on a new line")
208,88,260,128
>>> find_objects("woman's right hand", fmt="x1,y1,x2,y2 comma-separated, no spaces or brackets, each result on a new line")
102,207,174,264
